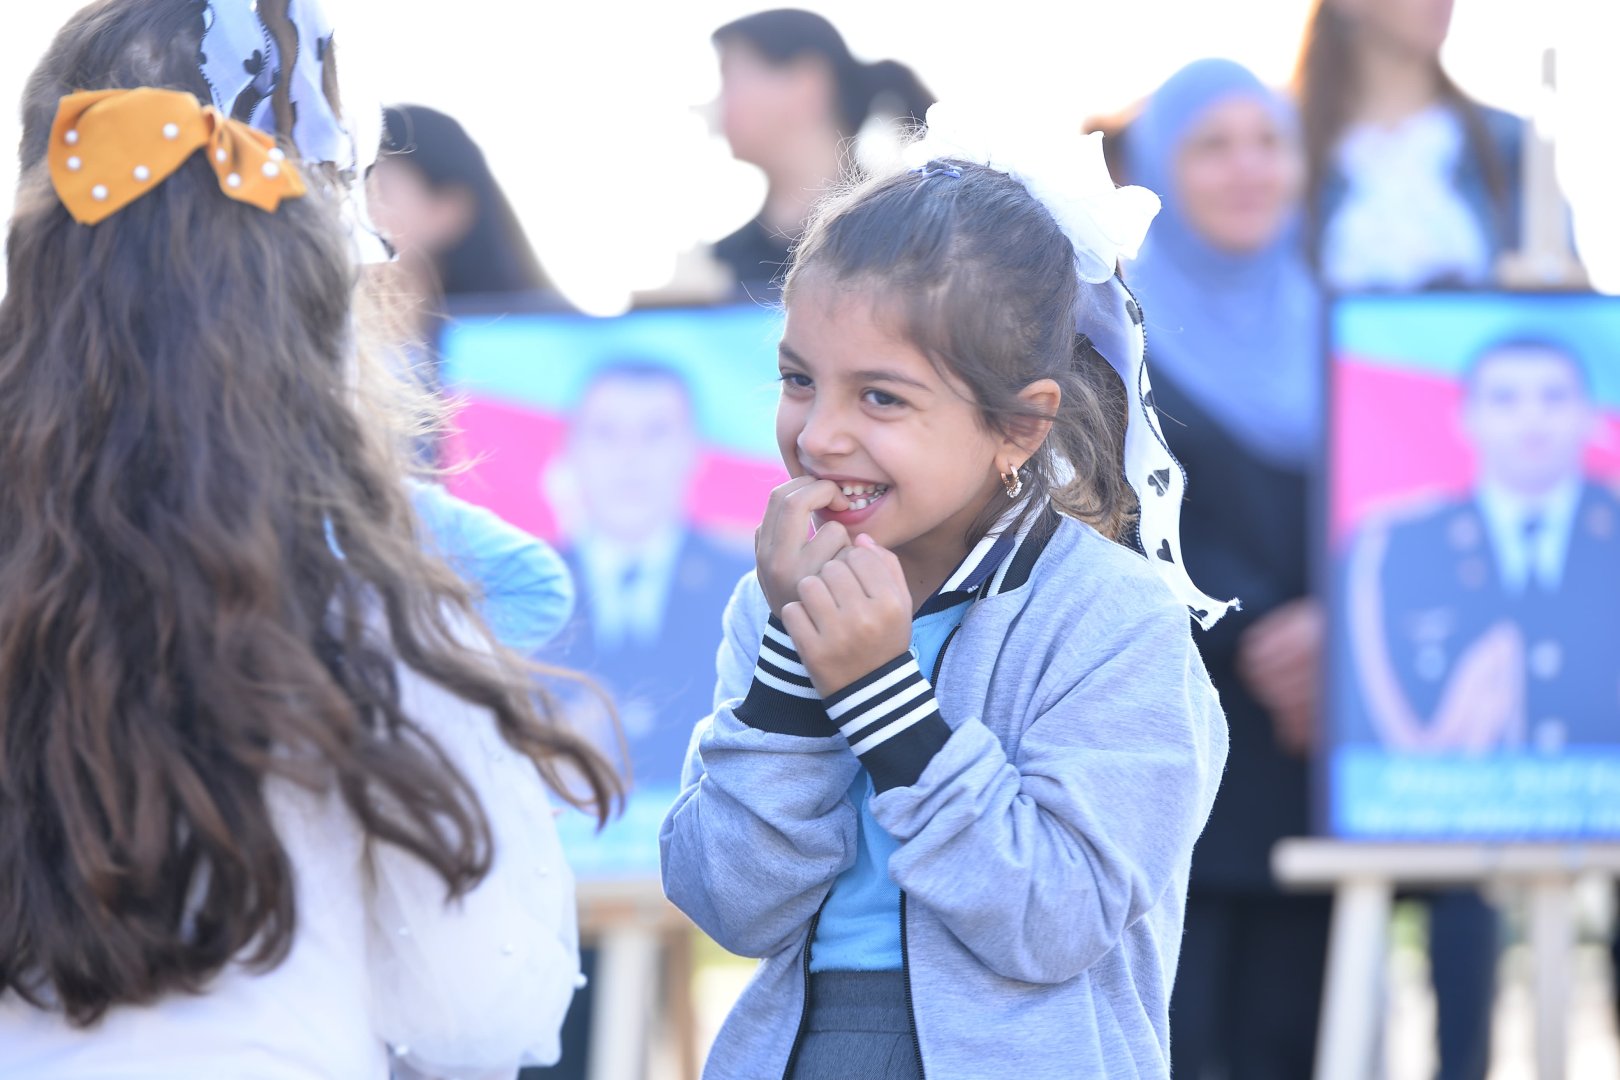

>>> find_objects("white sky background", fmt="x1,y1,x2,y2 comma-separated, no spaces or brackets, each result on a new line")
2,0,1617,312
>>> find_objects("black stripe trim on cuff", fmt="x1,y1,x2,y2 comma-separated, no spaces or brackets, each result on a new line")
824,654,951,793
733,617,831,737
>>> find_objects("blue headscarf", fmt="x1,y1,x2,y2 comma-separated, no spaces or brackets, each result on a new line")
1125,59,1321,469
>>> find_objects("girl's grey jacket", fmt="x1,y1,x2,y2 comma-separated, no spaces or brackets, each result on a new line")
660,512,1229,1080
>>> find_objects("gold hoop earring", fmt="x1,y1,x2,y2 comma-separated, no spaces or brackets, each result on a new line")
1000,467,1023,499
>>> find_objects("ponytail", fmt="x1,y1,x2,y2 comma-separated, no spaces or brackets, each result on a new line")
849,58,934,134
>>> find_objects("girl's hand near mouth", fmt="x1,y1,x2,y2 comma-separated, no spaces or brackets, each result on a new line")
783,534,912,697
755,476,852,618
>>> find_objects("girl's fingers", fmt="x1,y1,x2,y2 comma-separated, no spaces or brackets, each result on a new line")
801,519,851,566
840,543,905,599
761,477,843,553
816,557,864,603
781,600,817,643
780,479,849,538
759,476,820,544
780,482,848,553
795,572,837,631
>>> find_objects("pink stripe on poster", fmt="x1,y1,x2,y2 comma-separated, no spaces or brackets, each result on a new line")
443,398,569,539
443,395,786,544
1332,358,1620,544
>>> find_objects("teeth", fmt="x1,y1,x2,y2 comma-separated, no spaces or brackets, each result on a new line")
830,482,888,507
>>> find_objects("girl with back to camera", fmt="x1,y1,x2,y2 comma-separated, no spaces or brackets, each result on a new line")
0,1,617,1077
661,107,1231,1080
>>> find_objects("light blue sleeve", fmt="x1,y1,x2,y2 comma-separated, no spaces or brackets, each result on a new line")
659,572,861,959
870,597,1228,985
410,483,576,654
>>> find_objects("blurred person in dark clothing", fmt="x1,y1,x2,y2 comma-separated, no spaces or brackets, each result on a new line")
710,9,932,288
369,104,556,463
1293,0,1528,290
1123,58,1328,1080
369,104,553,336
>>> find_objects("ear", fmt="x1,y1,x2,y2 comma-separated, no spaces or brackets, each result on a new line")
1000,378,1061,469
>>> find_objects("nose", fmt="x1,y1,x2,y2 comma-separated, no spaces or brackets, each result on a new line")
796,398,856,465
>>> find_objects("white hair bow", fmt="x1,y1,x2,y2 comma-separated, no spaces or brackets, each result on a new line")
906,103,1238,629
903,102,1162,283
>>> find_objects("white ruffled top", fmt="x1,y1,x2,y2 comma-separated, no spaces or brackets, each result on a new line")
0,661,581,1080
1322,104,1492,290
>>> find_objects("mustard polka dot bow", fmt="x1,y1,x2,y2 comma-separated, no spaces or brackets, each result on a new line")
48,87,307,226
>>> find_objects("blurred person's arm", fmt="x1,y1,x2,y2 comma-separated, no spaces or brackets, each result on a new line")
1236,597,1324,757
411,481,576,654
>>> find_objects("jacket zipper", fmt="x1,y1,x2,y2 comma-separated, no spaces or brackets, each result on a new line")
781,906,823,1080
931,625,960,684
901,624,954,1079
786,625,957,1079
900,891,927,1079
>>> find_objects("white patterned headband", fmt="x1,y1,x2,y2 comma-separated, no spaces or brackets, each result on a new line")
905,103,1238,629
198,0,387,263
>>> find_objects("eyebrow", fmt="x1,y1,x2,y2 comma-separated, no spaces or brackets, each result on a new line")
777,343,933,392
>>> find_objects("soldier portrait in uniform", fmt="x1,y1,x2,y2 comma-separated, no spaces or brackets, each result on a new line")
544,362,753,787
1342,335,1620,754
437,301,789,874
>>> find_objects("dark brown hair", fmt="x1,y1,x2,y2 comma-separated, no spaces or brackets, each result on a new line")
784,160,1136,545
1292,0,1509,260
379,104,551,297
0,0,618,1026
713,9,933,138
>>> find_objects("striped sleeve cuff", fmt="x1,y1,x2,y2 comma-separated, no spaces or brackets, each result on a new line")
823,654,951,793
733,617,832,737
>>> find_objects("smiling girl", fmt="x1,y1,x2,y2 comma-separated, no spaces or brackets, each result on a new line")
661,110,1231,1080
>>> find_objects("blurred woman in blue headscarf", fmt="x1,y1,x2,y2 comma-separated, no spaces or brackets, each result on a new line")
1124,59,1329,1080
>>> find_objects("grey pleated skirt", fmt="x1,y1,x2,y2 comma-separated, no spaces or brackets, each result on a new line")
787,971,924,1080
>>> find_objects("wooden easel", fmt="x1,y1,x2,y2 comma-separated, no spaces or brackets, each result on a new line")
1494,48,1586,291
1284,46,1607,1080
1273,840,1620,1080
578,879,701,1080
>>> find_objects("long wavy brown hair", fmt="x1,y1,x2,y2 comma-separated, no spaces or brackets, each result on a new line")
0,0,619,1026
1291,0,1509,261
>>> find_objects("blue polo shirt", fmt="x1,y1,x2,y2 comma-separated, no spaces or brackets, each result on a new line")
809,522,1022,972
811,599,972,971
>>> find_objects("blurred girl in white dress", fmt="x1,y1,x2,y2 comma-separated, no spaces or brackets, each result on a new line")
0,2,619,1076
